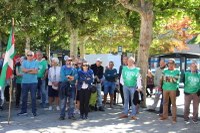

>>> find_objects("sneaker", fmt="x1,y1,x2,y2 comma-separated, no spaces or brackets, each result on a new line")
119,114,128,118
48,106,53,110
80,115,84,120
32,113,37,117
98,106,105,111
59,116,65,120
68,115,76,120
146,109,155,112
159,117,168,120
41,103,48,108
192,119,198,124
172,120,177,124
56,106,60,111
184,120,190,124
17,112,28,116
131,116,137,120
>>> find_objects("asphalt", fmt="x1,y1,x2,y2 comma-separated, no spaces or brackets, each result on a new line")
0,89,200,133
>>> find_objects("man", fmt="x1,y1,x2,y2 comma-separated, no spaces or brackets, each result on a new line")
183,61,200,124
17,50,38,116
103,61,118,108
91,58,104,111
147,59,166,111
36,51,48,108
118,56,128,105
119,57,142,120
160,58,180,124
59,57,78,120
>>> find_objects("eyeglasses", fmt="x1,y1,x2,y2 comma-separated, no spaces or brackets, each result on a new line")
68,60,72,62
168,62,174,64
82,65,88,67
27,54,33,57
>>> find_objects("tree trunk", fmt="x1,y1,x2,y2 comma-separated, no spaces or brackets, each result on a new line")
137,12,153,108
46,44,50,62
0,40,2,54
70,29,78,58
25,36,30,54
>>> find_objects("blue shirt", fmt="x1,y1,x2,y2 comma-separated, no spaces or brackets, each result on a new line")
60,65,78,85
22,60,39,83
104,68,118,82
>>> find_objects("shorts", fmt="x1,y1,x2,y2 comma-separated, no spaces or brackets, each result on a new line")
48,85,59,97
104,81,116,95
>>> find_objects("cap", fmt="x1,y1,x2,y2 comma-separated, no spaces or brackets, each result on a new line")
96,58,102,62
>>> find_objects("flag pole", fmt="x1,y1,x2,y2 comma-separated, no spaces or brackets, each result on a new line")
8,18,14,124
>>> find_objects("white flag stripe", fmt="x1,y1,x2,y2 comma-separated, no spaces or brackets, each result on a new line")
3,44,14,69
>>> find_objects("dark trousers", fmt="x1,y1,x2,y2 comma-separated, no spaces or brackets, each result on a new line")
114,89,117,104
4,85,10,102
21,83,37,114
16,83,22,106
119,84,124,104
80,88,90,117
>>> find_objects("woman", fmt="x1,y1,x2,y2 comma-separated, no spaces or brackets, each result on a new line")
183,61,200,124
119,57,142,120
78,62,94,119
146,69,154,97
15,56,24,108
48,57,61,111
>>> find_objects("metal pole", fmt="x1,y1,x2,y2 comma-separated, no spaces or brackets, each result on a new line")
8,18,14,124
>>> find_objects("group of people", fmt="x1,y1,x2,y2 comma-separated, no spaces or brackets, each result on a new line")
0,51,199,124
3,50,130,120
146,59,200,124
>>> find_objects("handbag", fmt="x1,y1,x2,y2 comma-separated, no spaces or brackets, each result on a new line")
176,89,180,97
89,84,97,93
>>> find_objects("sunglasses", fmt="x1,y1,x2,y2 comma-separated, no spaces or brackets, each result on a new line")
68,60,72,62
168,62,174,64
27,54,33,57
82,65,89,67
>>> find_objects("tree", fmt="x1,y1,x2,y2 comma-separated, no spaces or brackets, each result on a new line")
150,16,197,54
118,0,153,107
118,0,200,107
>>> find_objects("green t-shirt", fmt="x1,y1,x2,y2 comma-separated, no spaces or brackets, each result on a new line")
122,66,140,87
162,68,180,91
184,71,200,94
16,66,22,83
37,59,48,78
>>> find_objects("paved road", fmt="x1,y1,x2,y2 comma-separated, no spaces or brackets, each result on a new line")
0,89,200,133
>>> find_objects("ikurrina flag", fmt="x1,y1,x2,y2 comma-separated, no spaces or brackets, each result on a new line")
0,28,15,91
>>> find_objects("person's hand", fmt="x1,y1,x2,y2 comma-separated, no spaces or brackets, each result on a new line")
52,82,59,87
67,76,74,81
137,88,142,92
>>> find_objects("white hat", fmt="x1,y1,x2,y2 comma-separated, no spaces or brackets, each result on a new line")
51,57,59,64
96,58,102,62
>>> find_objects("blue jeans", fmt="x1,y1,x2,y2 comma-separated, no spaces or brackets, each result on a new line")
60,85,75,118
123,86,136,116
21,83,37,114
104,81,116,95
96,83,102,107
38,78,47,106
